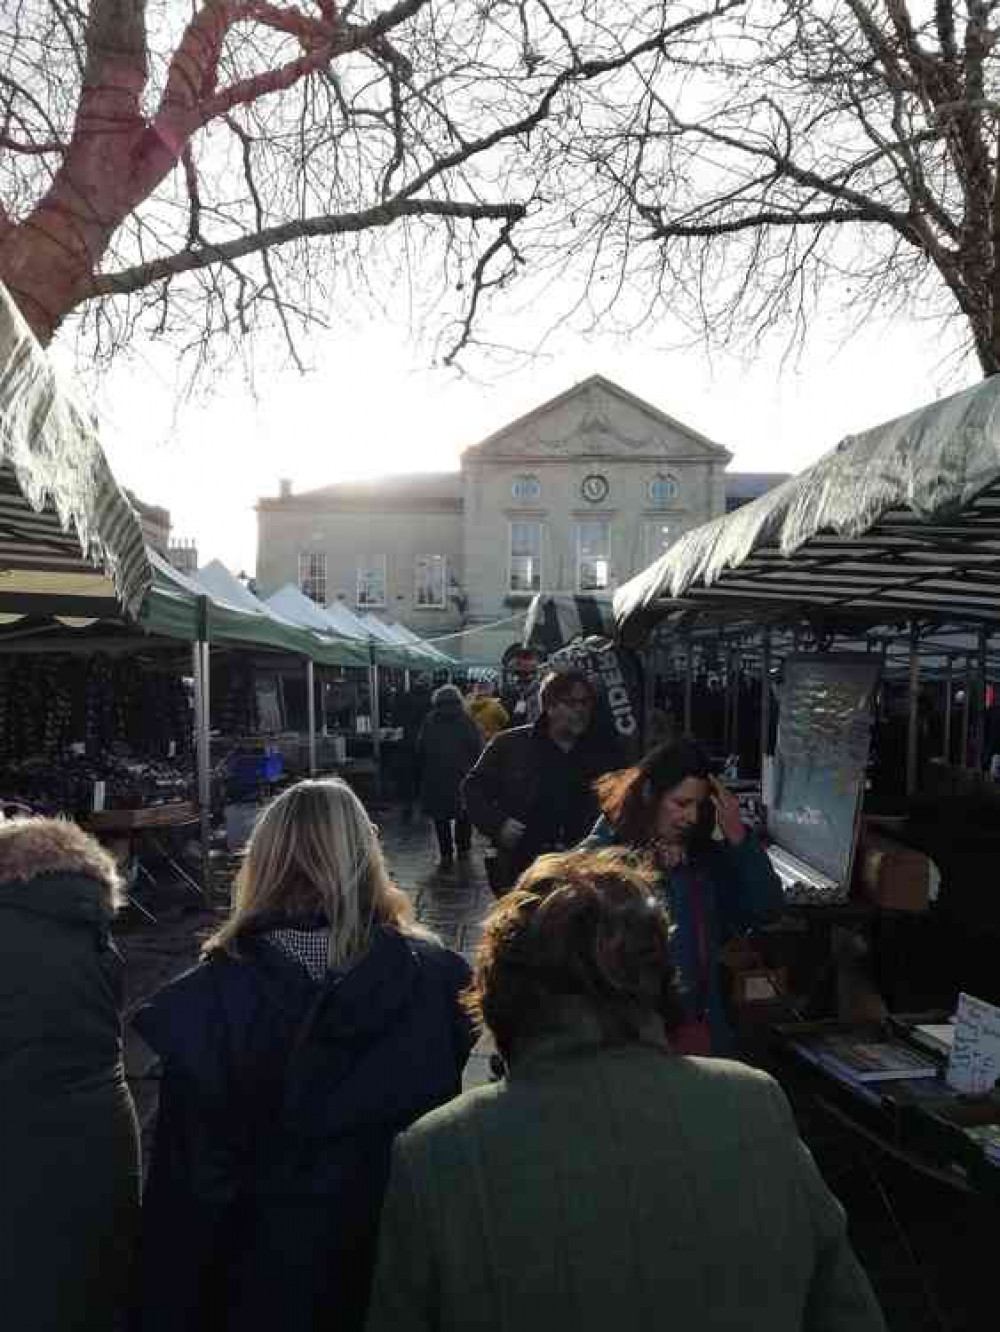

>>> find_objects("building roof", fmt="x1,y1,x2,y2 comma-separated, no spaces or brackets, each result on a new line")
260,471,462,510
724,472,792,503
462,374,732,462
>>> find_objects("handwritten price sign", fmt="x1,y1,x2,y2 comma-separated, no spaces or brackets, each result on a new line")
946,993,1000,1096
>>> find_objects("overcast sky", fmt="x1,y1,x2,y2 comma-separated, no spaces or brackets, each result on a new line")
68,299,975,578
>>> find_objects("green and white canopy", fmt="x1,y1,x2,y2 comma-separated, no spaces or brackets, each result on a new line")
0,283,150,618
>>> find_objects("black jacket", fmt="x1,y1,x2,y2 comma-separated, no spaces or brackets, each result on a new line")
131,924,474,1332
463,719,622,885
1,861,140,1332
416,696,483,819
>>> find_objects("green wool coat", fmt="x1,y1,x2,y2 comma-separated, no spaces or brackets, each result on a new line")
0,849,141,1332
367,1009,885,1332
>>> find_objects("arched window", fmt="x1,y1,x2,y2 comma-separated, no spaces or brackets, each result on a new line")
511,474,541,502
648,473,679,505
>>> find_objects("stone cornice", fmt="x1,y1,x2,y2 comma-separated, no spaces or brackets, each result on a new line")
258,497,464,515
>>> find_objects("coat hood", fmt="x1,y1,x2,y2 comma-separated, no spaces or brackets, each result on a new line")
0,818,121,924
429,694,467,719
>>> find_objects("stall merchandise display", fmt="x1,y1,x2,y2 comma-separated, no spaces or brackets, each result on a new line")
0,752,195,818
0,655,192,765
789,1031,940,1085
0,652,195,819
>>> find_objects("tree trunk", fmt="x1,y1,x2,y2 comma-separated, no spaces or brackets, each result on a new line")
0,0,162,344
0,206,105,345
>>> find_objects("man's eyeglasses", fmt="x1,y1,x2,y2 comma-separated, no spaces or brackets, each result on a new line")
557,694,594,711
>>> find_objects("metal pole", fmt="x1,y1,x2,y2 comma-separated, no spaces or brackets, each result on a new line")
942,657,953,763
975,626,989,771
683,640,694,736
760,628,772,768
906,622,920,798
306,658,317,776
194,640,212,897
960,658,972,768
642,647,655,753
730,648,740,766
370,657,382,795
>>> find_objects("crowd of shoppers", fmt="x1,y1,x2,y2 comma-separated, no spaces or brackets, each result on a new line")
0,670,886,1331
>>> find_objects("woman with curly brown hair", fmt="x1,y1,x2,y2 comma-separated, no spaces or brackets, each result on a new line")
366,849,884,1332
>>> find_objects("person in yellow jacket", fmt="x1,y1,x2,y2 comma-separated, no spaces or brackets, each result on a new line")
466,684,509,743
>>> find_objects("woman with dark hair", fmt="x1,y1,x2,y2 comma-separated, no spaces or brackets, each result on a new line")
585,738,784,1054
366,849,885,1332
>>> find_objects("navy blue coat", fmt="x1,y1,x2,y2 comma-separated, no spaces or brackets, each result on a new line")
131,924,474,1332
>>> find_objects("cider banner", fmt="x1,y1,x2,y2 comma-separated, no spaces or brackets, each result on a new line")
528,635,644,761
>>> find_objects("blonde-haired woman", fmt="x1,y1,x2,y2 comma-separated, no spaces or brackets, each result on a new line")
131,779,475,1332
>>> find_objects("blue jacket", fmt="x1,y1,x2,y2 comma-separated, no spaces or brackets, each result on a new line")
131,924,474,1332
583,817,784,1052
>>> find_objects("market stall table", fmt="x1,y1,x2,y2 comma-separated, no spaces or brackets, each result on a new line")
85,801,202,919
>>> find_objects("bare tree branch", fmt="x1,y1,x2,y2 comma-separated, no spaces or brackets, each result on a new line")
89,197,526,297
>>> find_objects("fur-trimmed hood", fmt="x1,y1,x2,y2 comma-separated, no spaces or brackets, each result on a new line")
0,817,122,920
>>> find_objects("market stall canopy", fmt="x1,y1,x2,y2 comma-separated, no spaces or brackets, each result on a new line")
0,282,151,618
324,599,373,640
615,376,1000,643
265,584,419,667
265,583,351,635
196,560,272,615
524,593,618,652
356,612,433,668
139,555,369,667
379,618,456,666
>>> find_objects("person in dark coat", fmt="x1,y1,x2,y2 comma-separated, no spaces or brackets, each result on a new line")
131,778,475,1332
583,739,784,1055
463,669,622,895
367,850,885,1332
0,817,141,1332
394,679,432,819
417,683,483,866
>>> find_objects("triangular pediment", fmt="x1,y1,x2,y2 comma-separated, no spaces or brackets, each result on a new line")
463,375,731,463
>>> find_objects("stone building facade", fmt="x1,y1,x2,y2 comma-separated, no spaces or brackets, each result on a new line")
255,376,776,665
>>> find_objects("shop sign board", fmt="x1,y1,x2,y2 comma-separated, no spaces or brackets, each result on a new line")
768,655,881,890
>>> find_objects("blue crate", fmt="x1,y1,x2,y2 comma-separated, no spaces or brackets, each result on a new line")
227,751,284,787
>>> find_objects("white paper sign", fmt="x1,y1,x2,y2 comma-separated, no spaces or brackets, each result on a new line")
946,993,1000,1095
762,756,775,810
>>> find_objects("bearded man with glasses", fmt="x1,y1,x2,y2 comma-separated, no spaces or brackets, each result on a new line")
464,670,622,896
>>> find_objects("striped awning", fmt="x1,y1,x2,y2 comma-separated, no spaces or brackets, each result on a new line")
615,376,1000,642
0,283,150,617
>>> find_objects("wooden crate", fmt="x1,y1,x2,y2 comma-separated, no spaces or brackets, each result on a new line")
86,801,199,832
